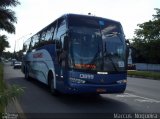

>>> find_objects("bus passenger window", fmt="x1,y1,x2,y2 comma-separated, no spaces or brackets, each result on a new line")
56,18,67,40
23,38,31,53
39,31,46,46
45,27,54,41
31,34,40,50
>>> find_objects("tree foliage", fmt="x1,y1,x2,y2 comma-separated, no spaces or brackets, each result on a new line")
0,0,20,34
2,51,13,59
131,8,160,64
0,35,9,57
0,0,20,57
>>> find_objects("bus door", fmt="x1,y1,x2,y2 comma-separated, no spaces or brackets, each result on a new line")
55,33,69,85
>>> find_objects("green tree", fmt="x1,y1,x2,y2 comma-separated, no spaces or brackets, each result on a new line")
2,51,13,59
0,35,9,57
132,8,160,63
0,0,20,33
0,0,20,57
0,0,24,114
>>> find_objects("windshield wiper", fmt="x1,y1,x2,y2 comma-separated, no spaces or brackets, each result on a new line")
104,42,118,72
91,52,100,63
104,53,118,72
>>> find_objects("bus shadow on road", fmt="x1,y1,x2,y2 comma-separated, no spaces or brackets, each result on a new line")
7,77,136,113
56,94,135,113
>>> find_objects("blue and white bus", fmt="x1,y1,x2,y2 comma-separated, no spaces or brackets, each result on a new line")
22,14,128,95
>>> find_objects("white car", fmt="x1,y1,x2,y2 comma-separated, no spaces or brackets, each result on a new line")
13,61,22,69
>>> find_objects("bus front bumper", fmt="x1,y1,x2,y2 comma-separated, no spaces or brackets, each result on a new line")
63,83,127,94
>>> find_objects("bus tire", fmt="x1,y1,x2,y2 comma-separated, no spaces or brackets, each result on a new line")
48,71,59,96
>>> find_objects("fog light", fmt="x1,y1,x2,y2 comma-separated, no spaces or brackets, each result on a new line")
117,79,127,84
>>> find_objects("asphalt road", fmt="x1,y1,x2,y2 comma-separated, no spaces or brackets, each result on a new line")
3,63,160,118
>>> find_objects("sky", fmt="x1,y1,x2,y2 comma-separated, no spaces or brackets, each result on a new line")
2,0,160,52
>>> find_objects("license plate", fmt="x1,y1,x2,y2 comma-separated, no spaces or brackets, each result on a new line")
96,88,106,93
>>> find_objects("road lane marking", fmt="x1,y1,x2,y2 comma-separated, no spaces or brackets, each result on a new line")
116,93,138,98
135,99,160,103
116,93,160,103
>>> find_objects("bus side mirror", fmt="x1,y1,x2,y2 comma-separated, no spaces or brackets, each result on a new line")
125,39,130,46
125,39,130,59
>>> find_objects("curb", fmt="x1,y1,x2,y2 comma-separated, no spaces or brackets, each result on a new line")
127,75,159,80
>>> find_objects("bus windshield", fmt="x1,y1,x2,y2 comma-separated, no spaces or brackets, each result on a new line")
68,16,126,72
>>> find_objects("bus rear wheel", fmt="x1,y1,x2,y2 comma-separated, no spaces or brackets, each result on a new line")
48,72,59,96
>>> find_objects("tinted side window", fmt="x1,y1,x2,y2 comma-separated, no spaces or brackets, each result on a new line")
53,21,58,40
55,18,67,50
40,31,46,42
45,27,55,41
38,22,57,47
30,34,40,50
23,38,31,53
56,18,67,39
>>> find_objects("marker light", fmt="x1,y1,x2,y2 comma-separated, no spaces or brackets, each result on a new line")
117,79,127,84
97,72,108,74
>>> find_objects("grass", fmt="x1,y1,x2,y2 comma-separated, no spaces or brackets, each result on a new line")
128,70,160,80
0,63,24,113
0,63,5,112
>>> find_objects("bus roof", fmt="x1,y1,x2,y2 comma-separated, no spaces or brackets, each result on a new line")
63,13,121,24
24,13,122,43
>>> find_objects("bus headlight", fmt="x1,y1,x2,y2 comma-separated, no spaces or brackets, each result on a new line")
117,79,127,84
69,78,86,84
